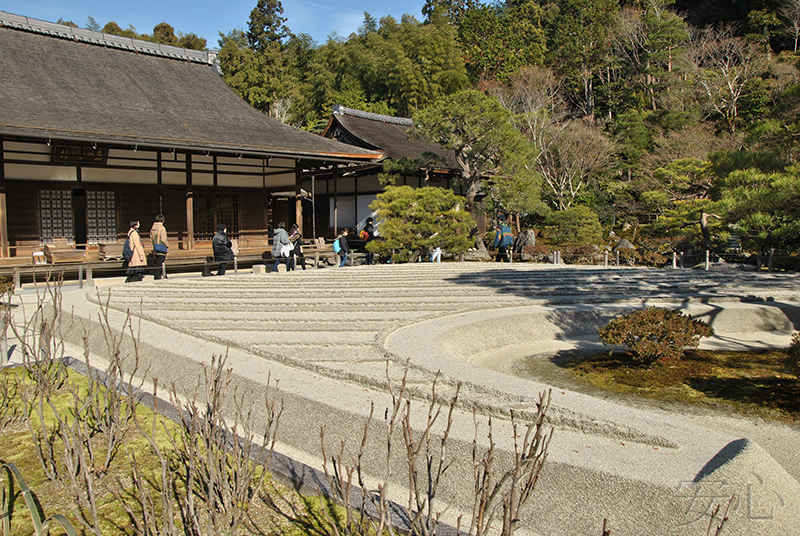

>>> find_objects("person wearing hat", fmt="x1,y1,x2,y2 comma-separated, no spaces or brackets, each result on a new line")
212,223,235,276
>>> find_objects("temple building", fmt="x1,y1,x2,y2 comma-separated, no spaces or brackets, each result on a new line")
316,105,465,234
0,11,381,259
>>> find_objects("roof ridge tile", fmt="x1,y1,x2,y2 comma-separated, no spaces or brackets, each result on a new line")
0,9,213,67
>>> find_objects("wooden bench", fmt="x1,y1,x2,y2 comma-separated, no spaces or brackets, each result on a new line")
299,238,334,267
43,240,87,264
98,242,125,261
300,238,369,267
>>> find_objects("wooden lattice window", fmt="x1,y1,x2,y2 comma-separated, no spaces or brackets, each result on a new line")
193,193,239,240
87,191,117,244
38,190,73,244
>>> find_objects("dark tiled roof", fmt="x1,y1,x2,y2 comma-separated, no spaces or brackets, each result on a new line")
324,105,457,169
0,15,382,162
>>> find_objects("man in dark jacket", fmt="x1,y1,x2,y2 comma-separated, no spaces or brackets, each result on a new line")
363,217,375,265
212,223,235,275
338,228,351,267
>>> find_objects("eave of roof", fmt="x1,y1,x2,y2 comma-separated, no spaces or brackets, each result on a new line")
0,13,382,164
325,106,456,168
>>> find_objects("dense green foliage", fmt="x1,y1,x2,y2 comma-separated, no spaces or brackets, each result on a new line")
541,205,603,245
67,0,800,256
411,90,537,210
368,186,475,262
599,307,715,364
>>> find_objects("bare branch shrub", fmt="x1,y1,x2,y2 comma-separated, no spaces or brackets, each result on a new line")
81,294,146,469
117,379,180,536
401,374,461,536
470,389,553,536
318,361,463,536
166,353,283,535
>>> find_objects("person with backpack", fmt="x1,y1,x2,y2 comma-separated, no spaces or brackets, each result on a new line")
150,214,169,280
336,228,351,267
212,223,235,276
124,220,146,282
492,215,514,262
271,221,292,272
360,217,375,265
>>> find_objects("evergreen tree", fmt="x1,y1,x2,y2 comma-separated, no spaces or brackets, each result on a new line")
85,16,101,32
411,90,538,216
247,0,291,52
152,22,179,46
368,185,475,262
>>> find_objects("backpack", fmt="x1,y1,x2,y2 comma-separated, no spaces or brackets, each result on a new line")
332,238,341,254
359,229,369,242
122,237,133,261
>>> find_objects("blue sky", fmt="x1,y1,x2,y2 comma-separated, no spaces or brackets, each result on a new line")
1,0,428,48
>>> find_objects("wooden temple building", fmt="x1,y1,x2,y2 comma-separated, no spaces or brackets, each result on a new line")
317,105,466,233
0,11,382,266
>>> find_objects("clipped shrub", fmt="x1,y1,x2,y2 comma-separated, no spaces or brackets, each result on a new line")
563,244,601,264
788,332,800,376
599,307,714,364
617,248,637,265
541,206,602,246
522,244,551,261
636,250,667,267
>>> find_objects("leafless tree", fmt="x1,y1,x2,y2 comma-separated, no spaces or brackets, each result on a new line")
685,24,767,133
491,66,614,211
780,0,800,53
489,66,568,156
538,119,615,210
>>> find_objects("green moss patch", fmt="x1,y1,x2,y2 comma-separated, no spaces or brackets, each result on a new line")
565,348,800,422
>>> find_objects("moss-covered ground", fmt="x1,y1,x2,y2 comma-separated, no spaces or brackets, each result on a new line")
0,366,343,535
564,348,800,422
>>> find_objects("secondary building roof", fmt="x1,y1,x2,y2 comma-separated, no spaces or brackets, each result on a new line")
322,105,457,170
0,11,382,163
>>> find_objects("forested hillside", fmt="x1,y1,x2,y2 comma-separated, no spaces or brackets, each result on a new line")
75,0,800,257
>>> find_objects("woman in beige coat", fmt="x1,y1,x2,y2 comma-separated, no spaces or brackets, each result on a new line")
125,220,146,283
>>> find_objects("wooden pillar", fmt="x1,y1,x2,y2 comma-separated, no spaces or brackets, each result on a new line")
157,151,163,214
333,164,338,235
185,152,194,250
0,139,8,257
295,164,303,234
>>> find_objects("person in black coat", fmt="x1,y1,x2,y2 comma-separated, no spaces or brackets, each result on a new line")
338,228,351,267
212,223,234,276
289,223,306,270
363,217,375,265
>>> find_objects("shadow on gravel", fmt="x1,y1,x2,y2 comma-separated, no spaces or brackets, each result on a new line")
442,266,780,303
687,376,800,416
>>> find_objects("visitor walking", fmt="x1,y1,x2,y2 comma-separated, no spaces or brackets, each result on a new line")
361,217,375,265
289,223,306,270
337,228,351,267
272,221,292,272
493,216,514,262
150,214,169,280
212,224,235,276
124,220,146,282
